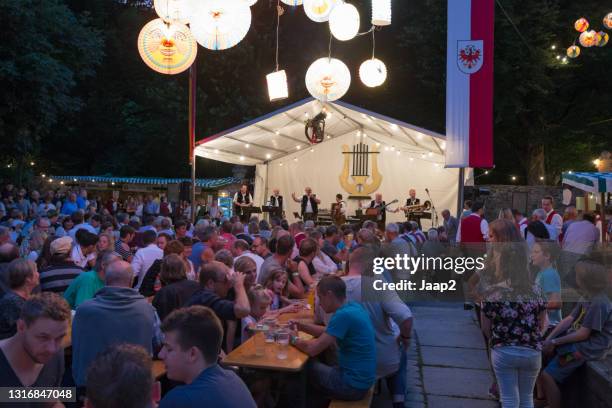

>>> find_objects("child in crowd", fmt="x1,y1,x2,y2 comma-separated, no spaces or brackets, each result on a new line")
531,240,563,329
540,260,612,408
264,269,291,311
263,269,304,317
241,286,272,343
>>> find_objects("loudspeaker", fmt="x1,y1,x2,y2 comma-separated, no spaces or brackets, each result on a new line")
179,182,191,202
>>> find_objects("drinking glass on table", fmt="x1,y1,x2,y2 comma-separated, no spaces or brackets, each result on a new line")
263,317,277,343
276,330,290,360
253,323,266,356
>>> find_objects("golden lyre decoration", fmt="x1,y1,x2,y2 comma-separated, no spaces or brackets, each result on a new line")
339,143,382,198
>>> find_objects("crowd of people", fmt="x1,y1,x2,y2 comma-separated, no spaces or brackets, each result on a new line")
0,183,610,408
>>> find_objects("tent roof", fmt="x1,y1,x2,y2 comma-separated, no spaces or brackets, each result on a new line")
195,98,446,166
50,175,241,188
562,171,612,193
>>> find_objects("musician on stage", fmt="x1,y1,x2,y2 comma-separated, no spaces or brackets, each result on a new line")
398,188,423,229
332,194,346,226
361,193,387,231
269,188,284,219
291,187,320,222
233,184,253,222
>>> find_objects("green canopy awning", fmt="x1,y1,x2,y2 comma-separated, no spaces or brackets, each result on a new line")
562,172,612,194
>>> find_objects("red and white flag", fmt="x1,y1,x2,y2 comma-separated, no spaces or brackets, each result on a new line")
445,0,494,168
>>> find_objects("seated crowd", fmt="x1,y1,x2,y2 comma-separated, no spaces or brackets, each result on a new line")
0,185,610,408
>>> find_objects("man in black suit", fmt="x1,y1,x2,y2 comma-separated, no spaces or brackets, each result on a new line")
269,189,283,219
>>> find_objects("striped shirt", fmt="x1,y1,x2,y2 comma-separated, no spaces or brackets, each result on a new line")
39,261,84,294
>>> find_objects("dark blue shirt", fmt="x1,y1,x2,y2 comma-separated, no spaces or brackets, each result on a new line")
159,364,255,408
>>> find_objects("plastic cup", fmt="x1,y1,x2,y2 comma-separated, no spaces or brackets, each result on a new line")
276,330,290,360
254,332,265,357
263,318,277,343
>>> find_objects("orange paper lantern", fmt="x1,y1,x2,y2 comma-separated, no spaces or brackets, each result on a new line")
574,17,589,33
566,45,580,58
579,30,597,47
604,12,612,30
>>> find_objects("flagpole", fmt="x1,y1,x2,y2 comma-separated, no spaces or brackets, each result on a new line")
457,168,465,218
189,62,197,224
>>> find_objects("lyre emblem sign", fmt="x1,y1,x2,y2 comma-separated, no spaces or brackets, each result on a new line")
339,143,382,198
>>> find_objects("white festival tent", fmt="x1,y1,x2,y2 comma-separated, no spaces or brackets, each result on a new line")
195,98,462,227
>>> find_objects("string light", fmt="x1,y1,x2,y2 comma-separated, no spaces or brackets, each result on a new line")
266,153,272,159
245,143,250,148
239,156,245,161
511,176,517,181
551,45,556,50
539,176,544,181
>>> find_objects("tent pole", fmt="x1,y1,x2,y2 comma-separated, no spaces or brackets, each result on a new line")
457,168,465,218
601,192,607,243
189,61,197,224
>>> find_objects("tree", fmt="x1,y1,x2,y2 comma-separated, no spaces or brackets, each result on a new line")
0,0,102,184
398,0,612,185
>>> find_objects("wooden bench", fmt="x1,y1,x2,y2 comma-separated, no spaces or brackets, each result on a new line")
329,387,374,408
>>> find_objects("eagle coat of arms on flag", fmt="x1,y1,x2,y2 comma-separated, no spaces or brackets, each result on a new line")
457,40,484,74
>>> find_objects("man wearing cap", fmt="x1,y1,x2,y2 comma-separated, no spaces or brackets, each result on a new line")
39,236,84,294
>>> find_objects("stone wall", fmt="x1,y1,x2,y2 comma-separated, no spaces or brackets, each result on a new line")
563,357,612,408
465,184,564,220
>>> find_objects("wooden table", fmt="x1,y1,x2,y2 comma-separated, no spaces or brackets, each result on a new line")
222,332,312,372
277,309,315,324
222,331,313,408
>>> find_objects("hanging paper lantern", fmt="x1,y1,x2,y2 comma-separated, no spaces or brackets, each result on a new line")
303,0,338,23
305,57,351,102
190,0,251,50
359,58,387,87
281,0,303,5
137,19,197,75
566,45,581,58
329,2,360,41
604,12,612,30
596,31,609,47
372,0,391,26
154,0,195,24
574,17,589,33
267,70,289,102
579,30,597,47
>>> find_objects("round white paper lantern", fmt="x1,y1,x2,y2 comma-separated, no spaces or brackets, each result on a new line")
305,57,351,102
371,0,391,26
137,19,197,75
190,0,252,50
267,70,289,101
281,0,303,5
329,2,360,41
303,0,339,23
154,0,194,24
359,58,387,87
